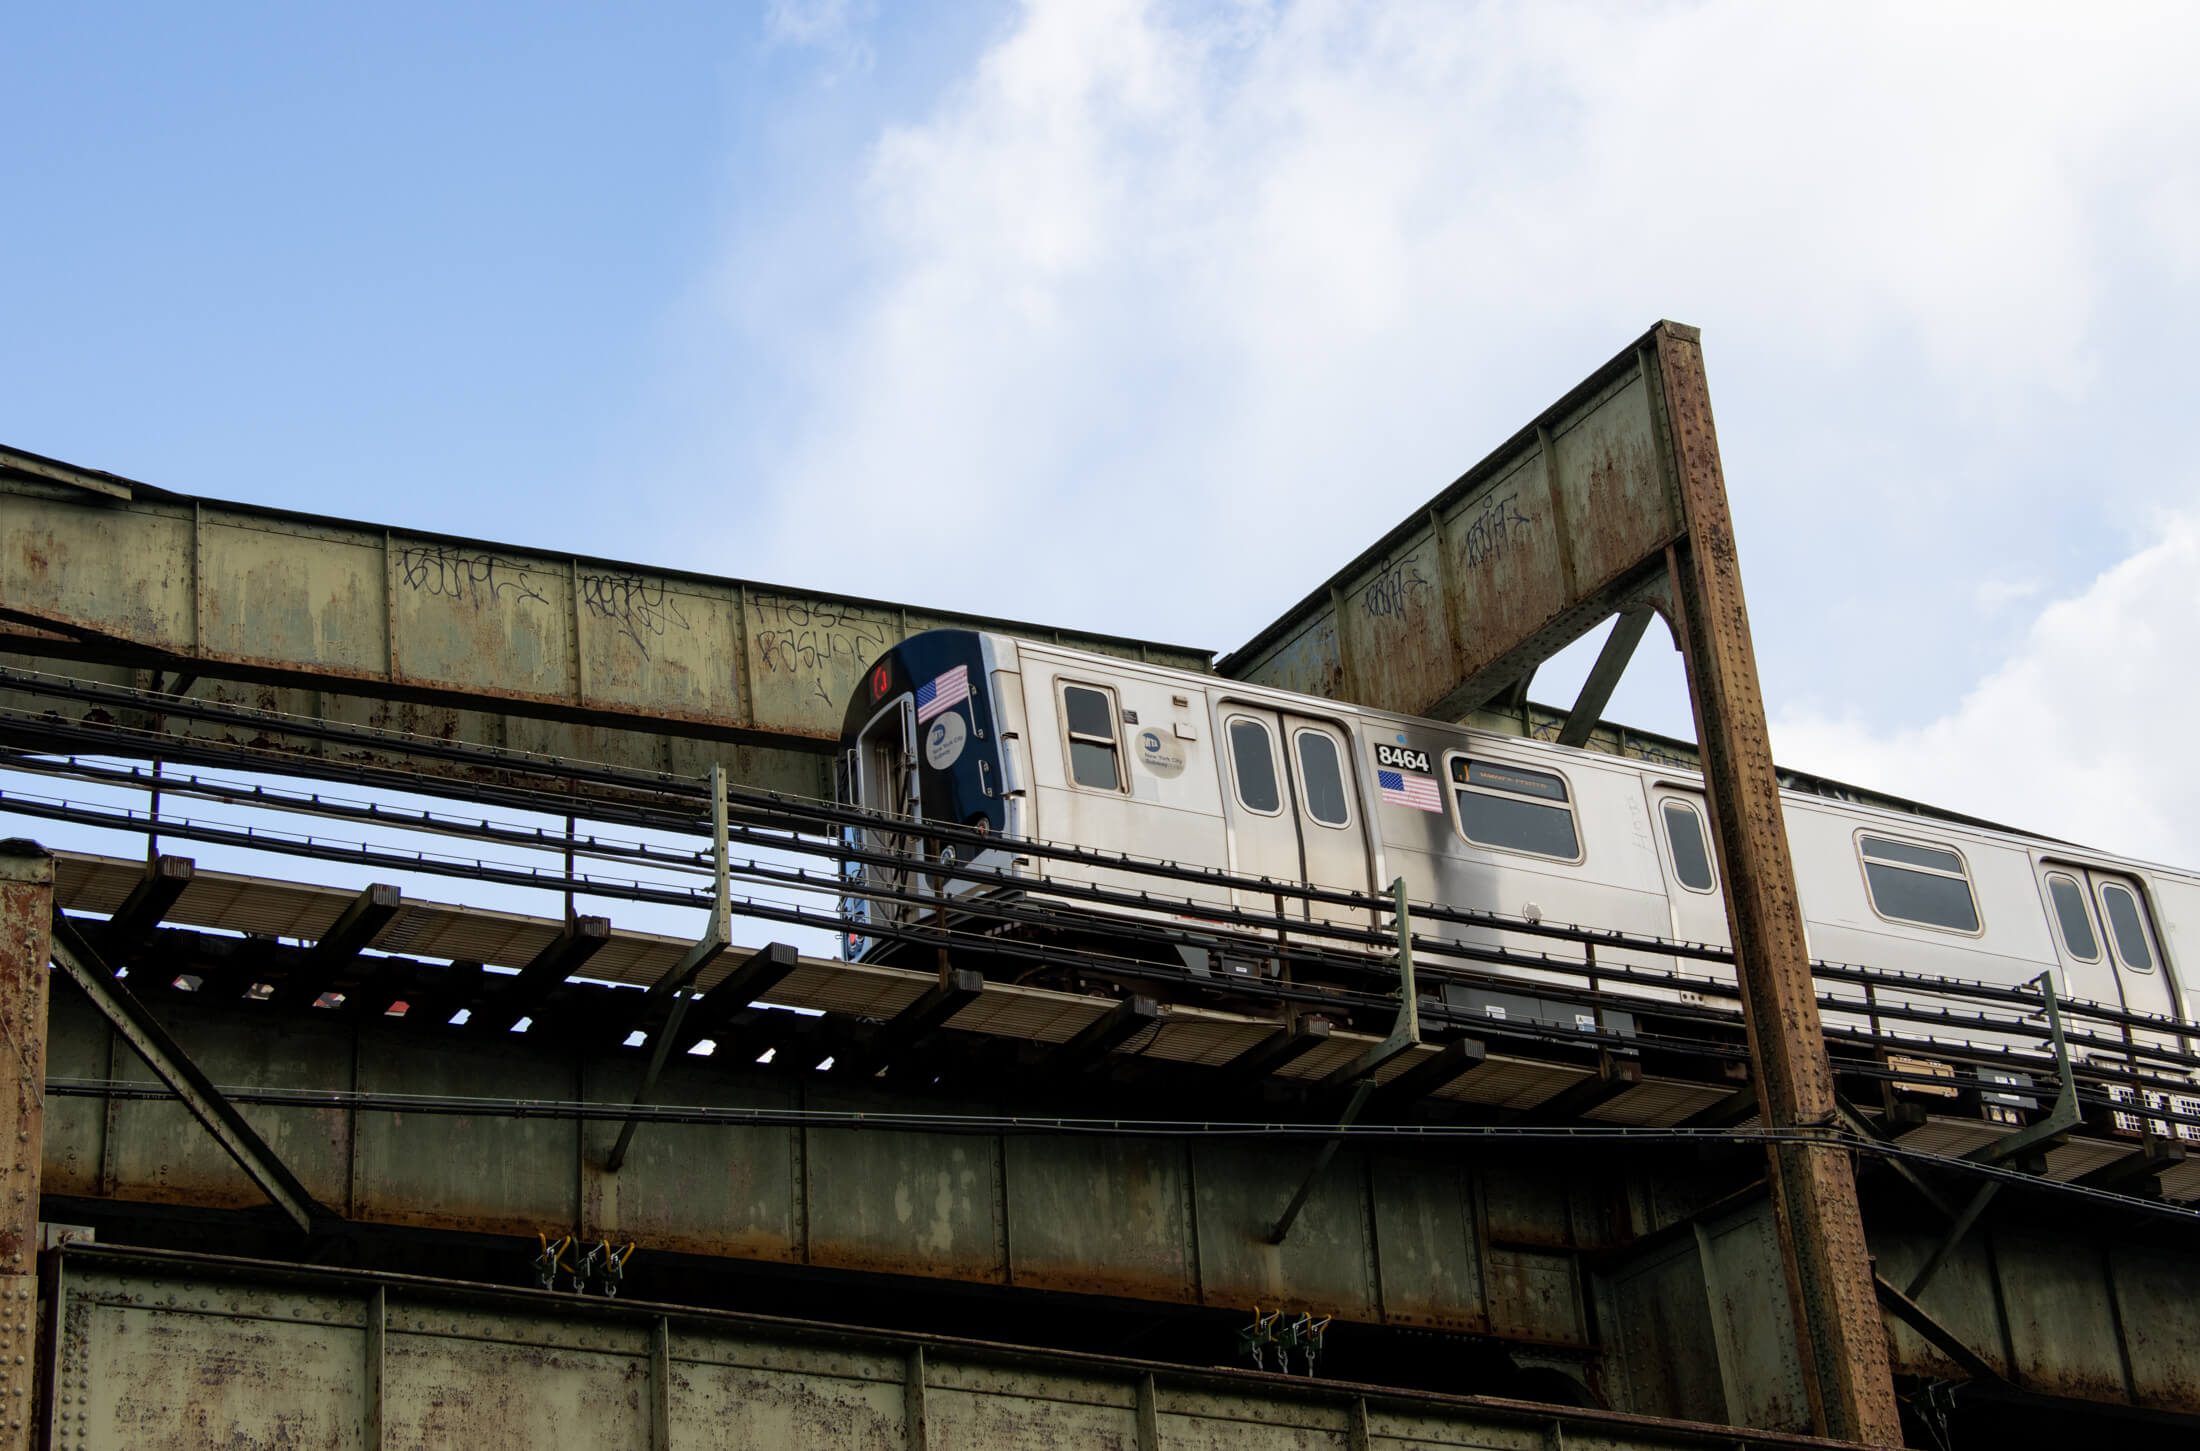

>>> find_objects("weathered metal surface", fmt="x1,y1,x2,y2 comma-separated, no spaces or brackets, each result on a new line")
1600,1199,1810,1432
0,458,1210,794
1220,323,1900,1441
1608,1195,2200,1432
1653,327,1901,1445
38,980,2200,1429
47,922,322,1233
1601,1204,1804,1424
1869,1224,2200,1415
1363,1155,1484,1333
1002,1134,1197,1302
39,990,1594,1353
87,990,352,1217
0,844,49,1451
804,1097,1010,1285
45,1245,1868,1450
1218,328,1685,721
0,654,824,802
578,1061,805,1265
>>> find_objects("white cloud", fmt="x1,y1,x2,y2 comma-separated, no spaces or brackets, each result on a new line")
763,0,876,76
1973,577,2042,612
706,0,2200,859
766,0,862,47
728,0,2200,631
1772,515,2200,870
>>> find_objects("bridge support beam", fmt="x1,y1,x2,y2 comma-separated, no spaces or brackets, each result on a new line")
0,841,50,1451
1655,328,1902,1446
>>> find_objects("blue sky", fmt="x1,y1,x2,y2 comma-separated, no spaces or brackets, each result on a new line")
1,2,1003,539
7,0,2200,874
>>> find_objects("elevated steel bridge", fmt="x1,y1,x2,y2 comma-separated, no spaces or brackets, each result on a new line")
5,323,2198,1449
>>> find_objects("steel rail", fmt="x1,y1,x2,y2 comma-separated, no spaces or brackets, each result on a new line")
11,699,2196,1057
6,692,1731,946
17,780,2200,1096
0,673,1940,968
26,783,2192,1078
0,667,2184,1015
9,715,2190,1058
8,746,2192,1066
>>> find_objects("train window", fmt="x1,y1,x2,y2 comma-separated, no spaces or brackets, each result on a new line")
2045,873,2099,962
1294,730,1350,827
1451,758,1580,860
2101,884,2155,972
1229,718,1282,814
1858,835,1980,933
1662,800,1715,892
1061,683,1123,791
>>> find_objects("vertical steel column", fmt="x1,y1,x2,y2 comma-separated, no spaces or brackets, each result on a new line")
363,1285,385,1451
1651,330,1902,1446
0,843,50,1451
1135,1373,1160,1451
650,1316,673,1451
904,1346,929,1451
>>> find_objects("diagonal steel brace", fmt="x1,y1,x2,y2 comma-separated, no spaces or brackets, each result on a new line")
1269,878,1421,1244
607,764,731,1172
49,915,322,1234
1904,971,2081,1301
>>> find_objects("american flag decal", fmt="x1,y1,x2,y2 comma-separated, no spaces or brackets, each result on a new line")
915,664,970,724
1377,768,1443,813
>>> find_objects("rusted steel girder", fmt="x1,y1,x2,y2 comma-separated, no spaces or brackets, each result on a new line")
48,1244,1880,1451
0,841,50,1451
1222,323,1903,1443
0,448,1210,799
47,917,322,1235
1652,328,1902,1446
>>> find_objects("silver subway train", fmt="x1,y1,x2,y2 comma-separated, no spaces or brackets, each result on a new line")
837,628,2196,1066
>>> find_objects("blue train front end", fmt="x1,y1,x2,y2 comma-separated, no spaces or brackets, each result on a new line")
836,630,1015,959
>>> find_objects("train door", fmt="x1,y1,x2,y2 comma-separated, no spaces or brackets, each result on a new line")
2036,863,2124,1014
1217,706,1374,928
1648,787,1729,953
2091,873,2177,1025
2036,865,2176,1014
855,695,923,931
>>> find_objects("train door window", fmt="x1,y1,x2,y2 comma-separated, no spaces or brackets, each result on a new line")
1293,729,1350,827
1060,683,1123,791
1227,717,1283,815
1662,799,1715,892
2101,884,2155,972
1450,758,1581,861
1858,835,1981,933
2045,872,2100,962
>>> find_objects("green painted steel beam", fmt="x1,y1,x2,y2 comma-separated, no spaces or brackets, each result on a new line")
0,450,1209,794
51,1246,1874,1450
